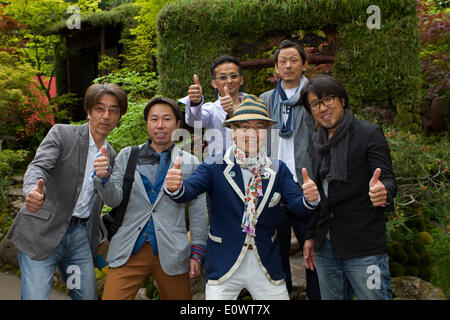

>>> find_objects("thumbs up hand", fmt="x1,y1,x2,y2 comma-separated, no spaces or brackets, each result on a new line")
220,86,234,117
301,168,319,203
369,168,387,207
188,74,202,105
94,146,110,179
165,157,183,193
25,178,45,213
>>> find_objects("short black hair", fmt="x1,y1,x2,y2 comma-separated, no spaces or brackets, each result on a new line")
210,55,243,79
300,75,350,113
143,97,182,123
274,40,308,65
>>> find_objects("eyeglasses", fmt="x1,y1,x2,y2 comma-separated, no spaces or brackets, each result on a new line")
309,96,335,111
215,73,240,81
234,123,268,132
93,105,121,116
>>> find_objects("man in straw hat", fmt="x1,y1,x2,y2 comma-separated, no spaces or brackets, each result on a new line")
164,94,320,300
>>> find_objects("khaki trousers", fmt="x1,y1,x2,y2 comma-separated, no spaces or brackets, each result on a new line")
102,242,191,300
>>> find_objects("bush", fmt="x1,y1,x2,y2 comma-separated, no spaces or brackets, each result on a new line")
0,149,28,210
106,100,149,152
425,228,450,298
157,0,421,130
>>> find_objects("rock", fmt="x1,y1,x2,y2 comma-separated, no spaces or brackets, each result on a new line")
391,276,446,300
0,239,19,268
134,288,150,300
9,199,24,218
291,284,306,300
190,271,206,300
7,188,23,199
12,175,24,185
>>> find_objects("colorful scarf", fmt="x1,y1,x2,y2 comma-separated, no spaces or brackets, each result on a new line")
232,143,267,237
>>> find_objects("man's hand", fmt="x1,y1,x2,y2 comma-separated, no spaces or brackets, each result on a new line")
165,157,183,193
220,86,234,117
189,259,201,278
301,168,319,203
369,168,387,207
94,146,110,179
303,239,316,271
188,74,202,105
25,178,45,213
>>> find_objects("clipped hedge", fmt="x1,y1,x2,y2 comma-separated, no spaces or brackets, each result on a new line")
156,0,421,130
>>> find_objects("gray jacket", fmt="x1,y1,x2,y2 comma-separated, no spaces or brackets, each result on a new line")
259,89,316,183
94,144,207,275
7,123,114,261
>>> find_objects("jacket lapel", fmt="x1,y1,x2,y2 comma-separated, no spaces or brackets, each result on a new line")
75,123,90,201
223,148,245,203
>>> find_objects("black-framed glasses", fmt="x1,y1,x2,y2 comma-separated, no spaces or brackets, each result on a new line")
309,96,335,111
215,73,240,81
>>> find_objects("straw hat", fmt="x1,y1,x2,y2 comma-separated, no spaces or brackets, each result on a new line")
223,94,277,126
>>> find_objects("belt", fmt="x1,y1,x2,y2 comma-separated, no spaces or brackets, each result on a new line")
243,243,254,250
69,216,89,226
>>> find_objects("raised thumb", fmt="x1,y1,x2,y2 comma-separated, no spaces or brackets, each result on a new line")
369,168,381,187
194,74,200,86
223,86,230,97
173,156,181,170
302,168,310,183
37,178,45,194
101,146,108,158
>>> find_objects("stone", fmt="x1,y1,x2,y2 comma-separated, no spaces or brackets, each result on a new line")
7,188,23,200
12,175,24,185
0,239,19,268
134,288,150,300
391,276,446,300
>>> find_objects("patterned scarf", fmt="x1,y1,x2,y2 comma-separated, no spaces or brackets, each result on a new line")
270,76,309,138
232,143,268,237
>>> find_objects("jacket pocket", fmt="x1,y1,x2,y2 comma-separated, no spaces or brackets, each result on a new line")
21,206,51,221
268,192,281,208
208,232,222,244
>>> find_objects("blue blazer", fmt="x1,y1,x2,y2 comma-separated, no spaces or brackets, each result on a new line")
169,148,314,285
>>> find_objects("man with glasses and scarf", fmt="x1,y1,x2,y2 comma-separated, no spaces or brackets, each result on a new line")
301,75,397,300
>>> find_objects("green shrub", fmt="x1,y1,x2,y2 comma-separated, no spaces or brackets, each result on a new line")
156,0,421,130
106,99,149,152
425,228,450,298
389,261,404,277
404,266,419,277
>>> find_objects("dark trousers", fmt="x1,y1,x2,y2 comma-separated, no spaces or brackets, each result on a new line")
276,204,321,300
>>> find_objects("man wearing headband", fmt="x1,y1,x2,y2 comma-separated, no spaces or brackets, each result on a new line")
165,95,320,300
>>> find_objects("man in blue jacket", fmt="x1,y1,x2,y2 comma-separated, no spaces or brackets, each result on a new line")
165,95,320,300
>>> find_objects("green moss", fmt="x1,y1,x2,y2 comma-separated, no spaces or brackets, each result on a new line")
418,265,432,282
417,231,434,245
389,261,405,277
406,251,421,266
404,266,419,277
156,0,421,127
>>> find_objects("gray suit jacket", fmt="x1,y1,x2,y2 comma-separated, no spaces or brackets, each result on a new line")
259,89,316,183
93,144,207,275
7,123,115,261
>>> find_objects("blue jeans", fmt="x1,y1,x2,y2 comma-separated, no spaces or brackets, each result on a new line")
18,223,96,300
315,238,392,300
